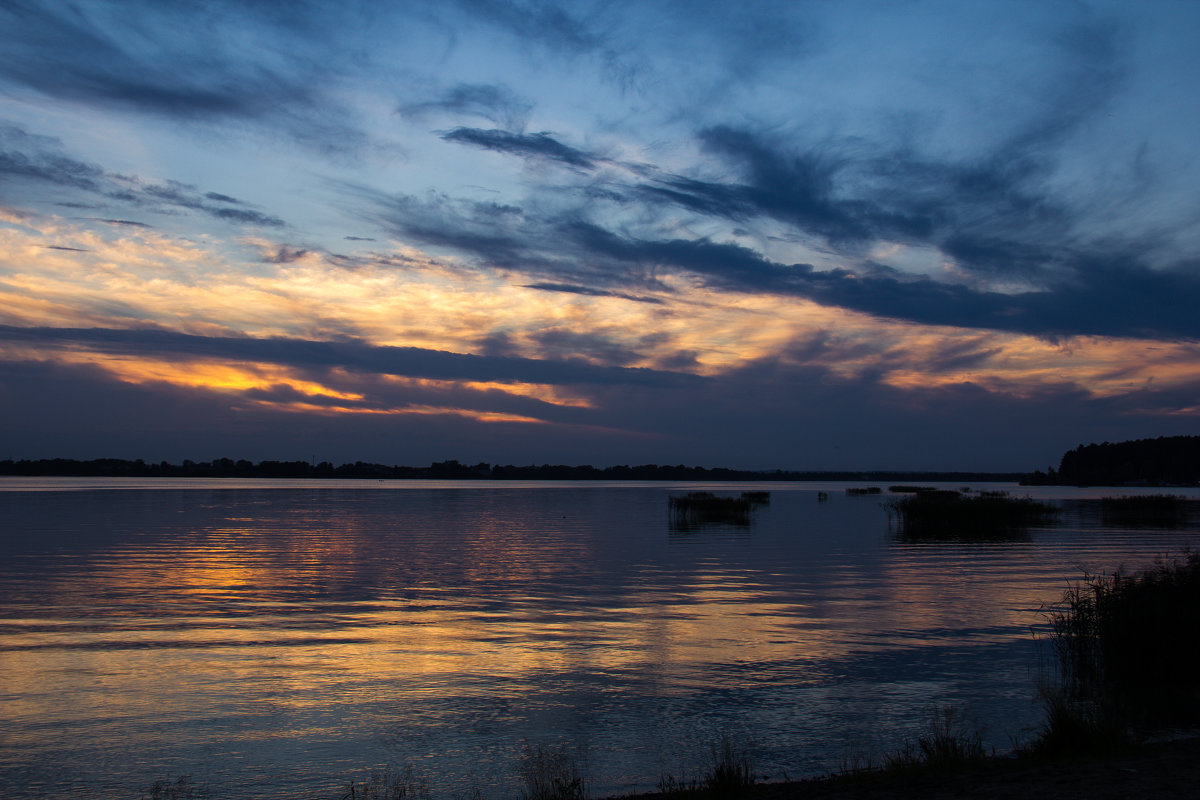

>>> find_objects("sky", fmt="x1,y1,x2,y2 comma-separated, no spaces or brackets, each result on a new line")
2,0,1199,471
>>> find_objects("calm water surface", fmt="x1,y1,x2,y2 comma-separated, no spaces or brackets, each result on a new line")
2,479,1198,798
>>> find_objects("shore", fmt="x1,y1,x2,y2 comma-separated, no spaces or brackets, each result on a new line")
616,735,1200,800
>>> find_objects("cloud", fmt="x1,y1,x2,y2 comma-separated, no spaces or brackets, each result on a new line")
398,83,533,128
260,246,311,264
0,123,285,227
0,123,106,191
450,0,601,53
86,218,153,228
0,325,707,389
550,216,1200,342
341,168,1200,342
441,127,599,169
521,282,663,304
0,1,368,154
203,192,244,204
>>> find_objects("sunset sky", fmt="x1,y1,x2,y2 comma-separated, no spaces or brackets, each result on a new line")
2,0,1199,470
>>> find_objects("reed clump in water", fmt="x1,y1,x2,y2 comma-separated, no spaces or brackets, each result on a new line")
1100,494,1192,527
1037,550,1200,746
668,492,757,529
888,490,1059,540
145,776,209,800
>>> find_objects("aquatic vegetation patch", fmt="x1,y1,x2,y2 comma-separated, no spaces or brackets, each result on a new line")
1040,550,1200,734
1100,494,1192,526
888,491,1059,540
668,492,756,529
145,776,209,800
846,486,882,495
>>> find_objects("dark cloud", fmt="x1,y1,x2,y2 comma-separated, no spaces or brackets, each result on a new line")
555,222,1200,341
0,1,368,154
441,128,599,169
203,192,244,204
346,177,1200,342
0,123,105,191
210,207,285,227
0,124,285,227
139,180,284,226
45,245,89,252
529,328,646,367
261,246,310,264
350,189,532,267
0,325,706,389
87,218,152,228
522,282,664,304
451,0,600,53
343,236,376,241
398,83,533,128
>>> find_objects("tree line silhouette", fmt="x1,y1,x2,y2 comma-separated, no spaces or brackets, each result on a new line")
0,457,1022,482
1022,436,1200,486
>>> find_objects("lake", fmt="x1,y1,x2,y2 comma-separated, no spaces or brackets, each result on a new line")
2,479,1198,799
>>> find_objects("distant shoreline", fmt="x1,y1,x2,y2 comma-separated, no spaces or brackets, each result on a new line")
0,457,1025,482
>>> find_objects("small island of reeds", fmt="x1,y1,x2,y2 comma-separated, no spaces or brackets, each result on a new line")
888,490,1060,540
667,491,769,530
1099,494,1193,527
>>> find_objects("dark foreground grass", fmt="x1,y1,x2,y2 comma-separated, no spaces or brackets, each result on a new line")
518,744,588,800
657,735,757,799
342,766,429,800
888,491,1059,540
1032,549,1200,748
882,706,987,772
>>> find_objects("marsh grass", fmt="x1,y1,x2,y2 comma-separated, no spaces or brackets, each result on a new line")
888,491,1059,540
668,492,754,529
145,776,209,800
1100,494,1192,527
341,765,429,800
883,706,987,772
1038,550,1200,736
703,736,755,798
657,736,755,799
1026,681,1129,757
517,744,587,800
